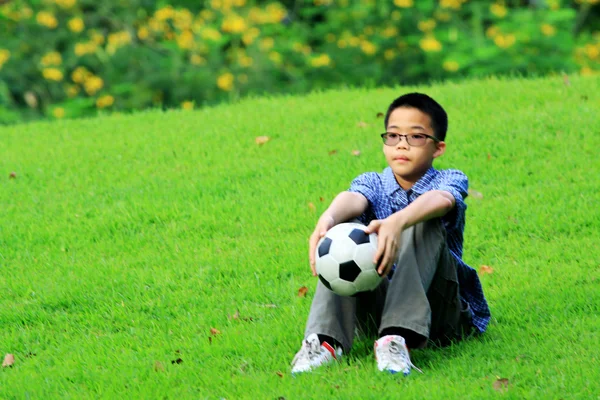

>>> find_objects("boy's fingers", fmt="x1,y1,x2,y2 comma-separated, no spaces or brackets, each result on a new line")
364,220,380,234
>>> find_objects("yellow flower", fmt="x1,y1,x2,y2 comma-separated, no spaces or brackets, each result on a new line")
66,84,79,97
221,14,247,34
234,0,246,6
181,101,194,110
90,31,105,45
490,3,507,18
74,42,97,56
155,6,175,21
360,40,377,55
259,37,275,51
43,68,63,81
394,0,413,8
0,49,11,69
107,31,132,54
239,55,253,67
71,66,91,83
384,49,396,60
36,11,58,29
96,95,114,108
419,36,442,52
41,52,62,66
540,24,556,37
494,34,516,48
55,0,76,9
68,17,84,33
580,66,595,76
269,51,282,64
52,107,65,118
435,10,451,21
418,19,436,32
264,3,286,23
486,25,500,38
190,54,206,65
138,26,150,40
84,76,104,95
443,60,460,72
440,0,463,9
200,28,221,41
176,30,194,50
310,53,331,67
585,44,599,59
242,27,260,45
382,26,398,38
217,72,234,91
337,39,347,48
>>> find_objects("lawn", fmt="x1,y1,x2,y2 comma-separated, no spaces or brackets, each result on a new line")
1,75,599,399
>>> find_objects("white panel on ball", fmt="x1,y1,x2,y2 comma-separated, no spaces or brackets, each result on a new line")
316,254,340,283
330,278,357,297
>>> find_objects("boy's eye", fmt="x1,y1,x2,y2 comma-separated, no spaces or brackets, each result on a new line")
410,134,426,140
387,133,399,139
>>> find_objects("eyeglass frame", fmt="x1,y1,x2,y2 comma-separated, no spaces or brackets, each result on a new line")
380,132,441,147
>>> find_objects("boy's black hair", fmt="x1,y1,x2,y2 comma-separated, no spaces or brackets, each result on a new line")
384,93,448,141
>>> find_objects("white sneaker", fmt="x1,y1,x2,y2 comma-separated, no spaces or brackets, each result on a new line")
291,333,342,374
374,335,422,376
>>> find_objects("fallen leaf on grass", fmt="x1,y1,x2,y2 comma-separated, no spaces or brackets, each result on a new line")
298,286,308,297
255,136,270,145
487,153,492,160
319,196,324,202
468,189,483,199
276,371,284,378
308,202,316,212
154,361,165,372
328,149,338,155
351,150,361,156
9,172,16,179
2,354,15,368
479,265,494,275
493,378,510,392
210,327,221,335
171,358,183,365
357,121,368,128
376,112,384,118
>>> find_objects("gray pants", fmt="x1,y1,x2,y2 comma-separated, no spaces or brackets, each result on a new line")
305,218,473,352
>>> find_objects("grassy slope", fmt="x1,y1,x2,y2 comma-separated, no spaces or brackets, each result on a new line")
1,75,599,399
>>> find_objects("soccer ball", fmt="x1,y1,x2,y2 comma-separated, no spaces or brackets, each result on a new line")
315,222,382,296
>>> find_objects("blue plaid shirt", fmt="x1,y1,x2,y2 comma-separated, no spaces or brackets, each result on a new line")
348,166,491,333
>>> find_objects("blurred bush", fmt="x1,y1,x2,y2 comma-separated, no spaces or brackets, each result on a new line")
0,0,598,124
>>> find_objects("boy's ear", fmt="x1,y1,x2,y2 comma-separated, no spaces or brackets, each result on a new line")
433,141,446,158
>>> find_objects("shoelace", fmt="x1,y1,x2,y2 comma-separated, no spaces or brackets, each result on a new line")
387,341,423,373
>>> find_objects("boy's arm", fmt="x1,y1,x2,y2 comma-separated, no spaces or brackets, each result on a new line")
309,191,368,276
364,190,455,276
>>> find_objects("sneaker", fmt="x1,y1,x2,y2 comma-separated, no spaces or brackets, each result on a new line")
374,335,422,376
291,333,342,374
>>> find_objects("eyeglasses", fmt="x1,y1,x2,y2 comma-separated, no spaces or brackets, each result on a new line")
380,132,440,147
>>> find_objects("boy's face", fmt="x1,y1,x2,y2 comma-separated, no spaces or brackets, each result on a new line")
383,106,446,188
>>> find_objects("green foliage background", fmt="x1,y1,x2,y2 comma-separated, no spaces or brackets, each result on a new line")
0,0,599,124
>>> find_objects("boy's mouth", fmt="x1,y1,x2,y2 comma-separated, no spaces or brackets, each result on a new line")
393,155,409,161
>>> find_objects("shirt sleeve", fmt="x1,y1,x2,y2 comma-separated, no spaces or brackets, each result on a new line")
436,169,468,231
347,172,381,210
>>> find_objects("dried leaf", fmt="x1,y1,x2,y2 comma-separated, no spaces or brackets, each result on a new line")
468,189,483,199
376,112,384,118
487,153,492,160
2,354,15,368
479,265,494,275
210,327,221,336
171,358,183,364
298,286,308,297
351,150,361,156
9,172,16,179
319,196,325,202
308,202,316,212
276,371,284,378
562,74,571,87
255,136,270,145
154,361,165,372
357,121,368,128
229,310,240,320
493,378,510,392
328,149,338,155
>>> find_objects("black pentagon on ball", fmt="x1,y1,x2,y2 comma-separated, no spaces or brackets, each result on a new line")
339,260,362,282
348,228,370,245
318,274,333,291
318,237,333,257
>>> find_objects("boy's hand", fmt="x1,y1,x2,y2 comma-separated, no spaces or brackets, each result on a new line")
309,215,335,276
364,215,404,278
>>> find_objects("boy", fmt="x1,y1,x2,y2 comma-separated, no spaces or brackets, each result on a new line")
291,93,490,375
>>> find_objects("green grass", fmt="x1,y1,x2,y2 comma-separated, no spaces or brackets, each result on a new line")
1,75,600,399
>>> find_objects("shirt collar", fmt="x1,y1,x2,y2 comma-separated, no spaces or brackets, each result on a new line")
382,166,438,196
